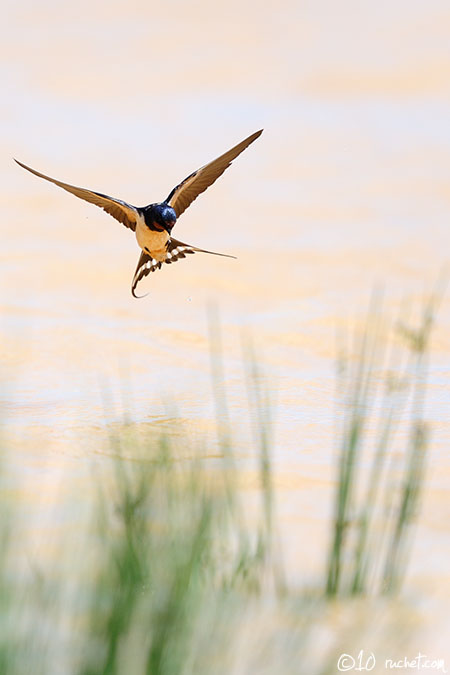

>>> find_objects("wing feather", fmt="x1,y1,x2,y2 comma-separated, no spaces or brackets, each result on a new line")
166,129,262,218
14,159,139,231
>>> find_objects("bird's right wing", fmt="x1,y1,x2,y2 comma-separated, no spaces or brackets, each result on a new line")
14,159,139,231
165,129,263,218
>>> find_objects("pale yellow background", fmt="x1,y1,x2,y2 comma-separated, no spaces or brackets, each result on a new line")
1,0,450,657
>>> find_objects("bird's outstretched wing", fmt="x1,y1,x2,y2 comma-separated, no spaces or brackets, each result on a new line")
14,159,139,231
131,237,236,298
165,129,263,218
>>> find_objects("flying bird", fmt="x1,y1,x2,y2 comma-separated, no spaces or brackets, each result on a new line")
15,129,263,297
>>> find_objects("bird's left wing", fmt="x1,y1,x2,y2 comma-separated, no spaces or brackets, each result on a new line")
131,238,235,298
165,129,263,218
14,159,139,231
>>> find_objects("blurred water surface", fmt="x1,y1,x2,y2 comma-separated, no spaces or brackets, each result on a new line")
1,0,450,657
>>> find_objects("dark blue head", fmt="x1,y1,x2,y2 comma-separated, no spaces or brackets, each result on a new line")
151,204,177,233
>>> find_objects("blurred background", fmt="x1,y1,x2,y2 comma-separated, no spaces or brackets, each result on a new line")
1,0,450,665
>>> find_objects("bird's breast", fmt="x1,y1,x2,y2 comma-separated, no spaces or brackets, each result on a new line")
135,216,168,261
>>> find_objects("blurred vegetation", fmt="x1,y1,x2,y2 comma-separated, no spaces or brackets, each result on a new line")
326,291,438,597
0,295,441,674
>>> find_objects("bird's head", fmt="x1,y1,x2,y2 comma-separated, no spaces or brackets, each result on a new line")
152,204,177,233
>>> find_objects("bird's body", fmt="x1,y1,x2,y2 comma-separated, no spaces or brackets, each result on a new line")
135,212,169,261
15,129,263,297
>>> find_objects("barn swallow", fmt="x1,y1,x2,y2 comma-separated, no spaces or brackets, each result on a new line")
15,129,263,297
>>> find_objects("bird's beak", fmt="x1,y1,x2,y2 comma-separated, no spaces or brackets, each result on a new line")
165,221,176,233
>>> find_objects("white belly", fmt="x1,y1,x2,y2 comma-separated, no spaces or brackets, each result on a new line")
135,216,169,261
